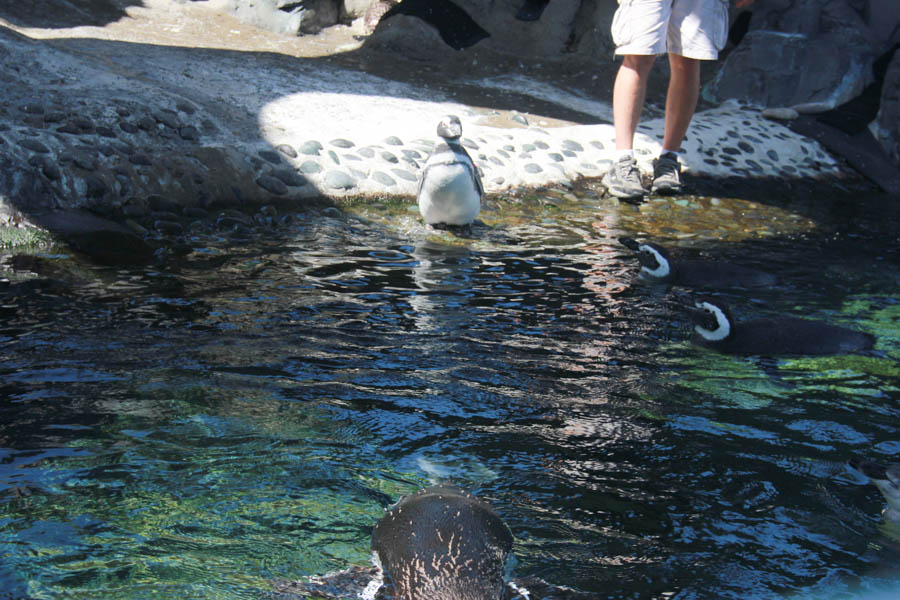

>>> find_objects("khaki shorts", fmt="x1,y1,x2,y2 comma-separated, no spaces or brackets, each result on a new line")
611,0,729,60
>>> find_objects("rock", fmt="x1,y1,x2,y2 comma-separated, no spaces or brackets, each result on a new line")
29,209,153,265
225,0,342,36
871,50,900,167
708,1,880,110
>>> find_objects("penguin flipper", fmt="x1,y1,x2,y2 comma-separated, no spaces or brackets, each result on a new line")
271,565,382,599
461,146,485,198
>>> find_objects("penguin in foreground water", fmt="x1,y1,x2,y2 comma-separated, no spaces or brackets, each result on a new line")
689,297,875,355
275,486,597,599
848,458,900,525
417,115,483,227
371,486,512,600
619,237,776,288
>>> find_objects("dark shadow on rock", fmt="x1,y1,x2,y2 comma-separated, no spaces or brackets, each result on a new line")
0,0,144,29
382,0,490,51
29,210,154,265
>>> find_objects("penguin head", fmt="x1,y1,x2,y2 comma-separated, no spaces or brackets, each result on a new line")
436,114,463,140
619,237,672,279
691,297,733,342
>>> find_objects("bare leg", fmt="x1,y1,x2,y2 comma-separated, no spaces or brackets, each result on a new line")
613,54,657,151
661,53,701,152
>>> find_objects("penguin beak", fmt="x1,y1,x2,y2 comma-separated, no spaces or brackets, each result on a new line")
619,236,640,251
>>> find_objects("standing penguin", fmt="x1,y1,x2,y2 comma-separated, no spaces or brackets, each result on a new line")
417,115,483,227
689,297,876,355
619,237,776,288
372,485,512,600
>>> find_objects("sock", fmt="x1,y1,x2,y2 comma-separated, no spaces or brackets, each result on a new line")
615,149,635,161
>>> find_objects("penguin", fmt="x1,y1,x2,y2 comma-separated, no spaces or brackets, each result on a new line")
619,236,776,288
273,485,598,600
371,485,513,600
689,297,876,355
848,458,900,525
417,115,483,227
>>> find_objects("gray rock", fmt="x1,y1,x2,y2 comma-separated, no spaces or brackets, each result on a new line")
330,138,355,148
256,174,288,195
258,149,283,164
372,171,396,186
384,136,403,146
325,170,356,189
299,140,323,155
271,168,308,187
390,168,417,182
29,209,153,264
300,160,322,174
709,1,878,110
524,164,542,173
225,0,341,36
872,51,900,167
276,143,298,158
20,139,50,153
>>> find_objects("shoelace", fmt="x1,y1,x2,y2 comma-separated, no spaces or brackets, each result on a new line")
617,159,641,185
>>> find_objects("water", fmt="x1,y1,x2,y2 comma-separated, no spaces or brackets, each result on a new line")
1,188,898,600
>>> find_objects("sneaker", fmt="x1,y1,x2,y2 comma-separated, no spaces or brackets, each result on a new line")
651,152,682,194
606,154,646,199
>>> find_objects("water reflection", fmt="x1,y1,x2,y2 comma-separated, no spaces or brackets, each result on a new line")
1,190,898,599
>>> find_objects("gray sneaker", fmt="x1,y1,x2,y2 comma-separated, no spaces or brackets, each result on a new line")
651,152,682,194
605,155,646,199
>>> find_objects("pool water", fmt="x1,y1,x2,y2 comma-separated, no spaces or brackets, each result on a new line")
1,188,898,600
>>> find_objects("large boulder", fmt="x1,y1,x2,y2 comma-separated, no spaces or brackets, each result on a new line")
225,0,343,35
707,0,881,110
366,0,617,59
871,50,900,166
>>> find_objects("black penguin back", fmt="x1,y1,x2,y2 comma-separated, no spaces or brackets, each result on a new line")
371,486,512,600
696,315,875,355
676,259,778,288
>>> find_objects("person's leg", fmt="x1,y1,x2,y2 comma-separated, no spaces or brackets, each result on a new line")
661,52,700,153
613,54,657,151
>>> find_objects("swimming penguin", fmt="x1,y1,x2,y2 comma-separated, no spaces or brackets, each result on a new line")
689,297,876,355
372,485,512,600
848,458,900,525
273,485,597,600
417,115,483,227
619,237,776,288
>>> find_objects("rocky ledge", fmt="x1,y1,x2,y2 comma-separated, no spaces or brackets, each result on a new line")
0,0,895,263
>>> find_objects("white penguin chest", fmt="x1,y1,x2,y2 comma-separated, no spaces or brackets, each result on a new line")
418,158,481,226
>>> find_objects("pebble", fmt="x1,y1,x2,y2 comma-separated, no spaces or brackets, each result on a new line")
179,126,199,141
525,164,543,174
372,171,396,186
276,143,297,158
300,161,321,174
762,107,799,121
271,168,307,187
325,171,355,190
384,136,403,146
381,151,399,163
258,149,282,164
256,175,288,195
330,138,354,148
20,139,50,153
391,169,417,182
120,121,139,134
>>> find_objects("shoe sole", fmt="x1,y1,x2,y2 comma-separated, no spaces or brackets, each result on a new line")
651,183,682,195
